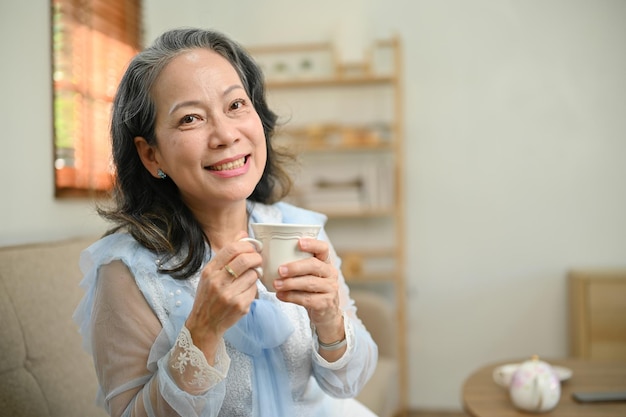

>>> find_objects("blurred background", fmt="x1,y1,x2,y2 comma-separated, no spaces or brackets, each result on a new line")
1,0,625,413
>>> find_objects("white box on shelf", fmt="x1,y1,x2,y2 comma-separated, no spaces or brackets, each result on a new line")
294,153,394,213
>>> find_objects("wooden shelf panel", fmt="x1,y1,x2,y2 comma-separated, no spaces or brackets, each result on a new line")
337,248,398,282
280,141,394,153
337,248,397,258
310,208,395,218
266,75,394,88
345,272,398,282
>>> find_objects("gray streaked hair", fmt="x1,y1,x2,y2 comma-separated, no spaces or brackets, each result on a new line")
101,27,293,279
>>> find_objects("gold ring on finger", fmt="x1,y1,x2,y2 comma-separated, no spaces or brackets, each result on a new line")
224,264,238,279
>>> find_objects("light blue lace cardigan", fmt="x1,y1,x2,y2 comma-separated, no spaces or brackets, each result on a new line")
74,201,378,417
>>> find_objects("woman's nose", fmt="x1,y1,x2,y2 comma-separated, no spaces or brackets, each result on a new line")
208,115,239,148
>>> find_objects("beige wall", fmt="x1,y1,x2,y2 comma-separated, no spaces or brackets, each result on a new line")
0,0,108,245
2,0,625,411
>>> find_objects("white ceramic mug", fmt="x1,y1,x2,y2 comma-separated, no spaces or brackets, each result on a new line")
244,223,321,290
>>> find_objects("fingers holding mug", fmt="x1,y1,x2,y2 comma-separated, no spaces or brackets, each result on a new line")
298,237,332,266
248,223,323,290
238,237,263,279
273,238,338,297
207,237,263,287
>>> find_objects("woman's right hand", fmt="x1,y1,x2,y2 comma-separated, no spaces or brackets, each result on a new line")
184,233,262,364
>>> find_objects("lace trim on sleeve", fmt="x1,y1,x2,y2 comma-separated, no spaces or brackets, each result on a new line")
169,325,230,395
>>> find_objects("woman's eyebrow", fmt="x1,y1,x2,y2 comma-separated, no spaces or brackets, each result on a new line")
168,85,245,115
168,100,202,115
223,84,245,96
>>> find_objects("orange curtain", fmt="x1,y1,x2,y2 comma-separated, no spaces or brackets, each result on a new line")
52,0,141,196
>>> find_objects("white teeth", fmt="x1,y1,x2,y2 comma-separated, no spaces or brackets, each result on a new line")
209,157,245,171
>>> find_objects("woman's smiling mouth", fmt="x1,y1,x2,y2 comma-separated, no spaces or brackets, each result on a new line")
207,156,247,171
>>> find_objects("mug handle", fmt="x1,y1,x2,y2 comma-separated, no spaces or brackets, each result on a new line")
239,237,263,252
239,237,263,278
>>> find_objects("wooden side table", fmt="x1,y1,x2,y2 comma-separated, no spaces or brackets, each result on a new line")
462,358,626,417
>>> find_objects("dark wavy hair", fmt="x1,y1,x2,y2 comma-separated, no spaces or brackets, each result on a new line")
99,28,293,279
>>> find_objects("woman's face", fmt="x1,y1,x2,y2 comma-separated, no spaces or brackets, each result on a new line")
145,48,267,212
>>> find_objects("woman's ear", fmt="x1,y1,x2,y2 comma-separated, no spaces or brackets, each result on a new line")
134,137,161,178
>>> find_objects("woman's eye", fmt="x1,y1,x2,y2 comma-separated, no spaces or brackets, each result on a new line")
230,99,246,111
181,115,198,124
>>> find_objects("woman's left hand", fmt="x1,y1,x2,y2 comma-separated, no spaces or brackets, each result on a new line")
273,238,345,345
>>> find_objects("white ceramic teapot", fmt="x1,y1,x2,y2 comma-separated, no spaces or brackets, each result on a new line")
508,355,561,413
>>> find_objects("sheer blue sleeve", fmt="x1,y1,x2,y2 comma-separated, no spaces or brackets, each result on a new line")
73,234,231,417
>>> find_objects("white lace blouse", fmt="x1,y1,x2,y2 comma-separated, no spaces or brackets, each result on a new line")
74,201,378,417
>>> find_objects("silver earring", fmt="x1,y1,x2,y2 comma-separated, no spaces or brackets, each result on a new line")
157,169,167,179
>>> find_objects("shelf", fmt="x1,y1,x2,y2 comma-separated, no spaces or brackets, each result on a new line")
266,75,394,89
337,248,397,282
320,208,395,218
280,141,393,153
345,272,398,283
276,123,394,153
249,36,408,415
248,37,400,90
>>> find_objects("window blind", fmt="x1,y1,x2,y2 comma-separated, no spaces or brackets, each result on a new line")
52,0,141,196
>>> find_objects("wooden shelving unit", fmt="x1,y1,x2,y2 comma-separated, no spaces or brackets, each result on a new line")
248,37,407,415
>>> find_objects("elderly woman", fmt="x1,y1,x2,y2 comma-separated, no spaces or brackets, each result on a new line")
74,28,378,417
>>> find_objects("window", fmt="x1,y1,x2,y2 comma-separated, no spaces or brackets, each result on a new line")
52,0,142,197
